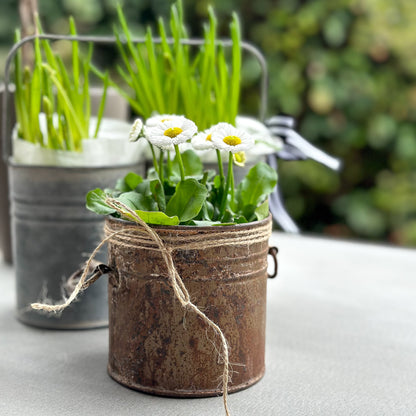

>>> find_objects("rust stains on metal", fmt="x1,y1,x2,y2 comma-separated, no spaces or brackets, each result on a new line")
106,216,273,397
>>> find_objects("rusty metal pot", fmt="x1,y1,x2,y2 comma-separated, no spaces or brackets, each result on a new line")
105,215,277,397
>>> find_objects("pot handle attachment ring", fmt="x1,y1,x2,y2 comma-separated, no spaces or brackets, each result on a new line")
82,264,112,289
267,246,278,278
63,261,112,295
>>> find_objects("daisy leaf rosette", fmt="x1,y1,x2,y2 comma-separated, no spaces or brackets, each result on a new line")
210,123,255,154
144,115,197,150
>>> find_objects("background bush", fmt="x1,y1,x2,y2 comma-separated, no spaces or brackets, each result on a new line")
1,0,415,246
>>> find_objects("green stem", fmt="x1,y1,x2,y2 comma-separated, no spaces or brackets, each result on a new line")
174,144,185,181
216,149,225,188
230,160,235,210
149,143,159,176
220,152,234,219
159,149,164,183
201,171,209,186
167,151,172,177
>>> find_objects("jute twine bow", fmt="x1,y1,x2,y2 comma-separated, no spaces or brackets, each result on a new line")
31,197,232,416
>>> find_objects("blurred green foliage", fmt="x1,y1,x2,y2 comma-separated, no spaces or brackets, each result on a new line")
1,0,415,246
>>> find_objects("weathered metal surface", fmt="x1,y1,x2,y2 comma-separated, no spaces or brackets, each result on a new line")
106,216,273,397
9,163,143,329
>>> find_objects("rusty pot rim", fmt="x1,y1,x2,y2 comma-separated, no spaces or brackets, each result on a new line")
105,213,272,232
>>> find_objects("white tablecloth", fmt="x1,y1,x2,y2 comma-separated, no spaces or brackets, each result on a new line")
1,233,415,415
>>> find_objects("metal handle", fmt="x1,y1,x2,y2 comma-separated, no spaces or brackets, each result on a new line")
2,33,269,162
267,246,278,278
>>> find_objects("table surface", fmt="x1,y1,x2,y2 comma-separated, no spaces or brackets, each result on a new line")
1,233,415,416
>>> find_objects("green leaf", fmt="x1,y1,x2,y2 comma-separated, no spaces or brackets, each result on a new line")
213,175,222,189
255,199,270,221
150,179,166,211
166,178,208,222
114,178,131,193
172,149,203,177
86,189,115,216
238,162,278,208
118,191,158,212
124,172,143,190
134,210,179,226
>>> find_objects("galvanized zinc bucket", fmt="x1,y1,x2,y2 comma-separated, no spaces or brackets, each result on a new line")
9,163,142,329
105,215,276,396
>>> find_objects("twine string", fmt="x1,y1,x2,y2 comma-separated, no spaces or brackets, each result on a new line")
104,198,231,415
30,197,272,416
31,231,120,313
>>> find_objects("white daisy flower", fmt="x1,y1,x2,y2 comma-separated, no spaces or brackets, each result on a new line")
210,122,255,154
145,114,178,127
191,127,216,151
144,115,197,150
128,118,143,142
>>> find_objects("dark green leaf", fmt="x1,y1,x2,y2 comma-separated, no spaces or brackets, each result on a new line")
166,178,208,222
150,179,166,211
86,188,115,215
118,191,158,212
237,162,277,208
114,178,131,193
125,172,143,190
255,199,269,221
172,149,203,177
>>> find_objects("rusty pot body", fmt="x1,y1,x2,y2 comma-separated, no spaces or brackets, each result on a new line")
105,215,272,397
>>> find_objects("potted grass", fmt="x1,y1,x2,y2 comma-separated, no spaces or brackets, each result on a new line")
8,17,146,329
93,1,281,182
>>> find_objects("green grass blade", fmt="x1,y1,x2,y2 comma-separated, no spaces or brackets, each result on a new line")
116,5,157,114
13,30,31,143
69,17,79,93
145,27,165,113
230,12,242,124
93,71,109,138
91,63,144,114
82,43,93,133
43,63,86,149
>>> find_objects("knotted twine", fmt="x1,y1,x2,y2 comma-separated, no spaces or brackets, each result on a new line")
31,197,272,416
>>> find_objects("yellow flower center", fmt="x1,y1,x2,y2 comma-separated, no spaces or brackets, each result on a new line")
206,134,212,141
233,151,246,166
223,135,242,146
164,127,183,138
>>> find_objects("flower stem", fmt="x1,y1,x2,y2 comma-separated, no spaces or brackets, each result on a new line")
149,143,159,176
159,149,164,182
230,161,235,210
167,150,172,177
216,149,225,188
174,144,185,181
220,152,234,219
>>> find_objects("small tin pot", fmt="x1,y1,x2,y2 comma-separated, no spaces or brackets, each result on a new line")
105,215,275,397
9,163,143,329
